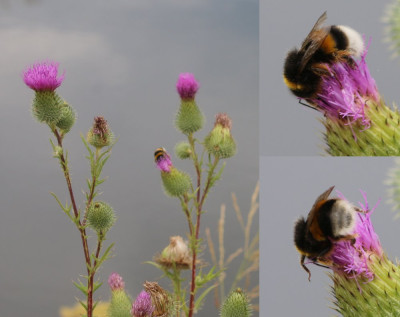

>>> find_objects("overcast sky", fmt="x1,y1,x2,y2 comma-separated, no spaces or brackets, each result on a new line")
0,1,258,316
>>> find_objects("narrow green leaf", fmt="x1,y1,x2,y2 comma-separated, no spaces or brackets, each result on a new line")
194,284,217,310
73,281,88,296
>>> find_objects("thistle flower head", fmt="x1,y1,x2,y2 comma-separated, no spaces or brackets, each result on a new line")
326,191,382,280
220,289,252,317
156,235,191,270
23,61,65,92
176,73,199,100
108,272,125,291
308,47,379,130
87,116,114,148
131,290,154,317
215,112,232,130
154,148,173,173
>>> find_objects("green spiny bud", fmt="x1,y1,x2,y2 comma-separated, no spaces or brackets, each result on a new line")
175,141,192,159
332,254,400,316
175,99,205,135
32,91,64,125
205,113,236,159
324,100,400,156
220,289,252,317
161,167,191,197
55,102,76,133
108,289,132,317
87,201,116,232
87,116,114,149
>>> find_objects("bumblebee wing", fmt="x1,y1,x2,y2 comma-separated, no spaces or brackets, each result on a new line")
299,12,329,73
305,186,335,227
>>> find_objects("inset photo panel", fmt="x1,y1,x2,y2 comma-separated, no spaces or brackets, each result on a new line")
261,0,400,156
261,156,400,315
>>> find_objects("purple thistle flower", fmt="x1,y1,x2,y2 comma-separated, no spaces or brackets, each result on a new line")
131,290,154,317
108,272,125,291
176,73,199,100
154,148,172,173
308,45,379,129
329,191,382,280
23,61,65,92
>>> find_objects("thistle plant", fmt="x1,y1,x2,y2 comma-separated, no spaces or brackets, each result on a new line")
384,0,400,58
148,73,237,317
220,289,252,317
23,61,116,317
296,188,400,316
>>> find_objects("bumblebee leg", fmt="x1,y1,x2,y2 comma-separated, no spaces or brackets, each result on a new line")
300,255,312,281
298,99,318,111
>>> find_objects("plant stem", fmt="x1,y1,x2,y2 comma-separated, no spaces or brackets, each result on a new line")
53,129,94,317
188,156,220,317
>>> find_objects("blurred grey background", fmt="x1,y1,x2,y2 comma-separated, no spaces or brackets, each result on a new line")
0,1,258,316
260,157,400,316
260,0,400,155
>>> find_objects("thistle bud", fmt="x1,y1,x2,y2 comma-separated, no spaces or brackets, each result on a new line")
131,290,155,317
220,289,252,317
143,281,170,317
175,73,204,134
154,148,191,196
87,201,116,233
156,236,191,270
108,273,131,317
161,168,191,197
174,141,192,159
87,116,114,149
204,113,236,159
56,102,76,133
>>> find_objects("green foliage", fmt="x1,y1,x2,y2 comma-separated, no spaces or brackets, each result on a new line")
220,289,252,317
384,0,400,58
175,99,205,134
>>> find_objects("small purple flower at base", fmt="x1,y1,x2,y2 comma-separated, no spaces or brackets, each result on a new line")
131,290,155,317
108,272,125,291
328,191,382,280
176,73,199,100
23,61,65,92
308,45,379,130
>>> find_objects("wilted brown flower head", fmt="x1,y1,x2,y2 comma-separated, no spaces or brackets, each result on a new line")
143,281,170,317
92,116,109,140
215,113,232,130
155,236,191,270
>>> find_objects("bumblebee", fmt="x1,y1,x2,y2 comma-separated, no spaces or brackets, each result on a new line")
283,12,364,104
154,147,168,162
294,186,362,281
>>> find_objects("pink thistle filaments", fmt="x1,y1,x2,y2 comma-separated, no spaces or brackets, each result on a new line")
154,147,173,173
131,290,155,317
176,73,199,100
108,272,125,291
23,61,65,92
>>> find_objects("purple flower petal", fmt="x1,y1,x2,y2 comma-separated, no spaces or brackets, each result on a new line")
131,290,154,317
176,73,199,99
23,61,65,91
108,272,125,291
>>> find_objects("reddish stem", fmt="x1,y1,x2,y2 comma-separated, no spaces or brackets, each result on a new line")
54,129,94,317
